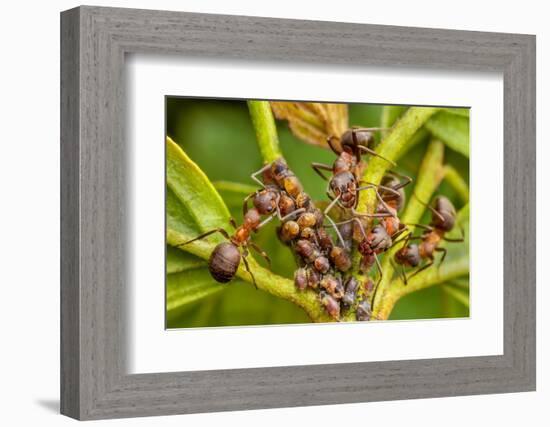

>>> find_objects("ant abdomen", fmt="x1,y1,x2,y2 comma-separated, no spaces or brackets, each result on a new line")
208,242,241,283
432,196,456,232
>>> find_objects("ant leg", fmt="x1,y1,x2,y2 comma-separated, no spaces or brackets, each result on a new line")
370,253,384,305
175,228,230,247
229,218,238,229
391,258,408,286
406,260,434,282
323,194,346,246
249,242,271,267
326,135,341,155
351,207,394,218
325,215,346,248
384,170,413,190
256,213,277,230
279,208,306,222
412,193,446,223
390,226,409,242
311,162,332,181
352,126,389,132
250,164,271,188
435,247,447,266
401,265,408,285
357,184,398,218
242,191,258,217
358,145,396,167
241,251,257,289
405,223,434,232
444,226,465,242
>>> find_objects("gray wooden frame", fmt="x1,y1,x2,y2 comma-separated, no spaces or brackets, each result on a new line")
60,5,536,420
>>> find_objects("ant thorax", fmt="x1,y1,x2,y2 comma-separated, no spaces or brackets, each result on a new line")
419,231,442,259
333,151,356,174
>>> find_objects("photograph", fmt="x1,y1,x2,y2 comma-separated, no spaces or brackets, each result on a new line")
165,98,470,328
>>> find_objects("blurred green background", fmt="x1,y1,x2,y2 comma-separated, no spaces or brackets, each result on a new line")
166,98,469,328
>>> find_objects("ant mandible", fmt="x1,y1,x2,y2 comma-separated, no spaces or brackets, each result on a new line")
393,195,464,284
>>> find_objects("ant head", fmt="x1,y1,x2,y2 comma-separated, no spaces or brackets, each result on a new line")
432,196,456,232
270,158,289,183
341,129,375,152
368,225,392,252
253,189,278,215
329,171,356,207
395,243,420,267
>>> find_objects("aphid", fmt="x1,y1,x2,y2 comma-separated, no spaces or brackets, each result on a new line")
278,220,300,243
356,297,372,321
329,246,352,272
314,256,331,274
177,208,271,287
306,268,321,289
320,291,341,320
342,277,360,308
320,275,345,299
394,196,464,284
294,268,308,291
316,227,335,253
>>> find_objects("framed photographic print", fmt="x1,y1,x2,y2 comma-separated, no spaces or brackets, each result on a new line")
61,6,536,420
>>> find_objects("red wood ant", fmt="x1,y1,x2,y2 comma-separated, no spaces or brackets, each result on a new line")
176,207,271,288
393,195,464,284
310,128,403,243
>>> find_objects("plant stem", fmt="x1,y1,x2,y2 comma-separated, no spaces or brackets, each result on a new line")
212,180,258,195
167,228,333,323
374,255,469,319
356,107,440,217
247,100,282,163
371,139,445,317
443,165,469,203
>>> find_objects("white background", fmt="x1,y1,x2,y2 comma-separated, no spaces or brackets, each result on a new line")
0,0,547,426
128,56,503,373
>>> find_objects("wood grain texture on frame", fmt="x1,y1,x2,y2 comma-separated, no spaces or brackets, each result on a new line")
60,5,536,420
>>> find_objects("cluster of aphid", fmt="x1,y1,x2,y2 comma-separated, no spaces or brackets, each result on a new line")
179,127,462,321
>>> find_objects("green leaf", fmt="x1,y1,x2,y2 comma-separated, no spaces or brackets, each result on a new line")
166,136,231,239
166,246,206,274
441,283,470,308
425,111,470,157
248,100,282,162
165,136,333,323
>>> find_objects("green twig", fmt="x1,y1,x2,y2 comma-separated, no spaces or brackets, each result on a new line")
356,107,440,217
443,165,469,203
212,180,258,195
375,255,469,320
247,100,282,162
167,228,333,323
371,139,445,317
441,284,470,308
